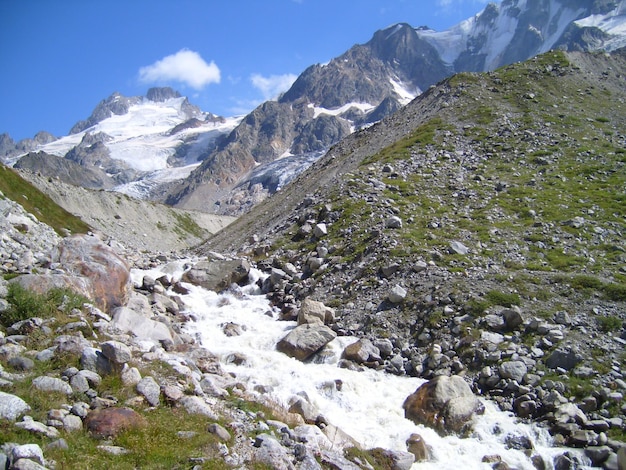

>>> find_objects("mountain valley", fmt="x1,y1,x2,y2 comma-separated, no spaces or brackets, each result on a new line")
1,1,626,468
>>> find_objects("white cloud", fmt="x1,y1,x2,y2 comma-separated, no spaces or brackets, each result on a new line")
139,49,220,90
250,73,298,100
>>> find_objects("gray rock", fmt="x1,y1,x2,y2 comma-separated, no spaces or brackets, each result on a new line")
208,422,231,441
179,396,218,419
136,376,161,406
499,361,528,383
297,298,335,325
32,376,72,395
449,240,469,255
342,338,381,364
10,444,45,466
80,347,113,375
109,306,174,344
100,340,132,364
7,356,35,371
181,258,250,292
313,223,327,238
0,391,31,420
546,348,583,371
385,216,403,229
15,416,60,438
276,324,337,361
62,414,83,432
121,366,142,386
389,285,407,303
253,433,295,470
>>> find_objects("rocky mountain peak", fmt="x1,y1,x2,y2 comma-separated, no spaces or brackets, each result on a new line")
145,87,182,102
69,92,141,135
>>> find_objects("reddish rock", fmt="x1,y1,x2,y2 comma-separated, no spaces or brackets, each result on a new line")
51,234,131,312
403,375,484,435
84,407,145,438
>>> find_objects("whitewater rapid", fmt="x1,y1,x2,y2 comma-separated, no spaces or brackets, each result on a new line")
133,260,583,470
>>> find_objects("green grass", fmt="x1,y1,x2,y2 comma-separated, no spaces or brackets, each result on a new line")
173,211,207,239
2,284,89,328
0,165,91,236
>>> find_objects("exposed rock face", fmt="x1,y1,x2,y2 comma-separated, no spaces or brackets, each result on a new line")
51,234,131,312
70,92,142,135
14,151,117,190
403,375,484,435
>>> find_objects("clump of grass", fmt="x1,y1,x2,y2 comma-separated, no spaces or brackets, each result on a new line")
2,284,88,328
173,211,207,239
596,315,623,333
485,290,521,308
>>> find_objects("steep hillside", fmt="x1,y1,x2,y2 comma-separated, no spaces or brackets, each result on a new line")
200,49,626,444
167,0,626,215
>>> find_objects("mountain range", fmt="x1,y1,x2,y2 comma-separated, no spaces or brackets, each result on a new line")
2,0,626,215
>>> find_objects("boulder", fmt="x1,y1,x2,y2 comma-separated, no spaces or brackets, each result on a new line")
276,324,337,361
32,376,73,395
546,348,583,371
403,375,484,435
109,306,174,344
182,258,250,292
100,340,132,364
84,407,146,438
9,274,93,306
9,444,45,467
0,391,31,421
342,338,382,364
389,285,408,304
297,298,335,325
499,361,527,383
50,234,131,312
136,376,161,407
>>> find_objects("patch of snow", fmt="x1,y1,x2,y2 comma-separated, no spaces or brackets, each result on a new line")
112,163,200,199
576,1,626,50
389,78,419,105
15,96,241,173
308,102,375,119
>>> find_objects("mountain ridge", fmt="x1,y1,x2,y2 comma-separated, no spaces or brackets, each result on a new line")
3,0,626,217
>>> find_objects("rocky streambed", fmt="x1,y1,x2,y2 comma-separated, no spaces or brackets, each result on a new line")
1,189,626,469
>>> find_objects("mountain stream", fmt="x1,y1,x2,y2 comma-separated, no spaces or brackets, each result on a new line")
133,260,588,470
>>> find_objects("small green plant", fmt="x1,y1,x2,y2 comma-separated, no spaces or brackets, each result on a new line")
596,315,622,333
2,284,88,327
485,290,521,308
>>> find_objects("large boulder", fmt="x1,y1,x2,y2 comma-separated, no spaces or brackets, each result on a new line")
182,258,250,292
403,375,484,435
52,235,131,311
276,324,337,361
297,298,335,325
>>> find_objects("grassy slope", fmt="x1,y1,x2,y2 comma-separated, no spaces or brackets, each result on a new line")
0,165,91,236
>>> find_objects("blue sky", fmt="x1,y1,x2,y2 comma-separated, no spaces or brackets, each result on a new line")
0,0,493,141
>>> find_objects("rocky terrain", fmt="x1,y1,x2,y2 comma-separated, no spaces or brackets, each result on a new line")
1,48,625,470
8,168,235,253
200,49,626,465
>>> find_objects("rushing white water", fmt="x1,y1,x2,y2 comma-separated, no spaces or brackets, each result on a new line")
132,261,579,470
